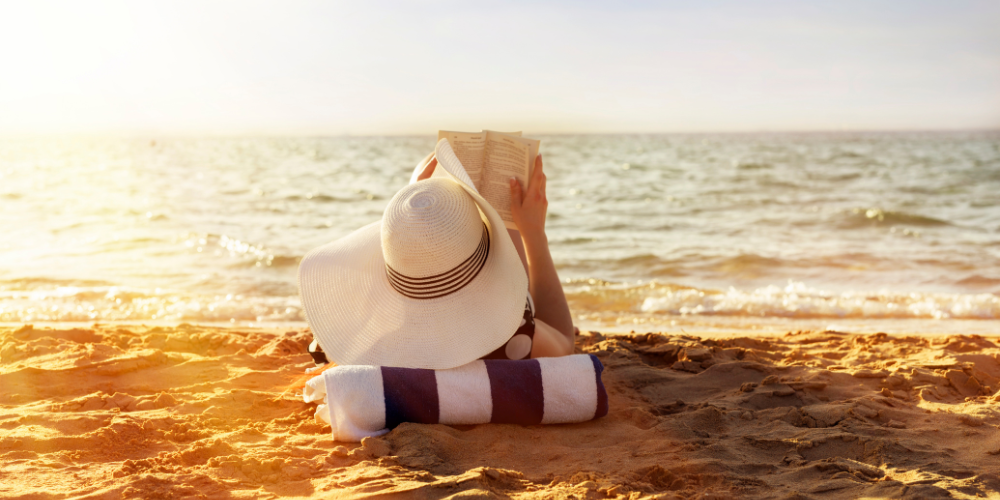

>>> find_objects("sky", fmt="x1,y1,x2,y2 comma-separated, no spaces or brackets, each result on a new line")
0,0,998,135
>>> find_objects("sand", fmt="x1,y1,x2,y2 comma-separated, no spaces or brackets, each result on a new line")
1,324,999,499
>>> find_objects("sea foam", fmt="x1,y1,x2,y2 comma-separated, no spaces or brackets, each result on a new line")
636,281,1000,320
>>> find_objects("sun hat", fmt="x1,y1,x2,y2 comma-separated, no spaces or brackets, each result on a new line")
298,138,528,370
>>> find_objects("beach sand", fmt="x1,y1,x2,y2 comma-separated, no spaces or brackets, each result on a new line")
1,324,999,499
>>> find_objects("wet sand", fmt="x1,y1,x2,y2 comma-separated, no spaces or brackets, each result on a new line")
1,324,999,499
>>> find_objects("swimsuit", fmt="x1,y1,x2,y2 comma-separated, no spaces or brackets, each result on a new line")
478,294,535,361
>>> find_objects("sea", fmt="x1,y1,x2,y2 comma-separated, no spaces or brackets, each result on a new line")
2,132,999,335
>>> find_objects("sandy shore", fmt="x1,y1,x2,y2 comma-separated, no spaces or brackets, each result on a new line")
1,324,998,499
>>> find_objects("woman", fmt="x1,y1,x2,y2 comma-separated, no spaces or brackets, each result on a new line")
299,139,574,370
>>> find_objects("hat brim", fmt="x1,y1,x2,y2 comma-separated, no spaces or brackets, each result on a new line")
298,139,528,369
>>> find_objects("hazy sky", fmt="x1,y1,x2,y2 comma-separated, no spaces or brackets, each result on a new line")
1,0,997,135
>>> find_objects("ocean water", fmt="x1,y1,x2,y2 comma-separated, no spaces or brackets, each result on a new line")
2,132,999,334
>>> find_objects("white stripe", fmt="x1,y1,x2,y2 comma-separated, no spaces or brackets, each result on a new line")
436,360,493,424
314,404,330,425
303,373,327,404
303,374,331,425
323,365,389,442
538,355,598,424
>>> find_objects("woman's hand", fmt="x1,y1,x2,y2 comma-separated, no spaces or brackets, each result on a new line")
509,154,547,244
413,152,437,183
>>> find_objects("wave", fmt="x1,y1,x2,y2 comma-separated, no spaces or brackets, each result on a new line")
734,161,772,170
955,274,1000,289
283,192,382,202
0,286,304,323
184,233,299,268
840,208,952,228
570,251,914,279
226,254,301,269
268,255,301,268
1,277,116,290
566,280,1000,320
553,237,595,246
4,279,999,324
284,193,346,202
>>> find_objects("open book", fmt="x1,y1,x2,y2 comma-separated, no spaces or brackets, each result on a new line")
422,130,540,230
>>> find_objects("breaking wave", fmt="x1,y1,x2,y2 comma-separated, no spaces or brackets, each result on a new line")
0,287,303,324
566,280,1000,321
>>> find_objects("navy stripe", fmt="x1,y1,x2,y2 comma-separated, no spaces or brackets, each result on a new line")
590,354,609,419
380,367,440,429
385,224,490,300
484,359,544,425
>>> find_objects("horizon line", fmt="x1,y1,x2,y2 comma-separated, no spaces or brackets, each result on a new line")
2,127,998,140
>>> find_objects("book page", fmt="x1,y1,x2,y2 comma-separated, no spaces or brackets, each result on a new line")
481,131,533,227
437,131,487,189
484,130,539,179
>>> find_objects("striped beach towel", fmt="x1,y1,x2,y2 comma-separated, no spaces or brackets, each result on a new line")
304,354,609,442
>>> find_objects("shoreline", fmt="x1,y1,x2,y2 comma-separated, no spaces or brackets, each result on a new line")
5,313,1000,337
2,323,999,498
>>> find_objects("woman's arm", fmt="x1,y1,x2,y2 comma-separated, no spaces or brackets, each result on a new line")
510,154,576,343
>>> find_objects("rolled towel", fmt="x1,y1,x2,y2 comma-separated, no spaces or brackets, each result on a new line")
303,354,609,442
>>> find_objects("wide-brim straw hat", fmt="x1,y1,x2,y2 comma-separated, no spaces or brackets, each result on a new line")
298,138,528,369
